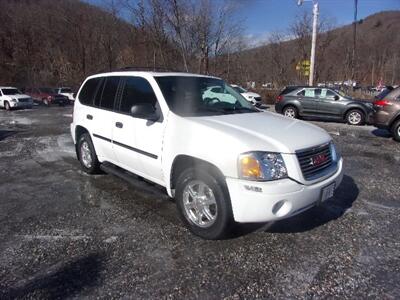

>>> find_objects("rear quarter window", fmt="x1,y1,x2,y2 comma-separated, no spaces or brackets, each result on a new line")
79,78,102,106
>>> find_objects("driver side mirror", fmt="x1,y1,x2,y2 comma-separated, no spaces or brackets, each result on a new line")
334,95,339,100
130,103,159,121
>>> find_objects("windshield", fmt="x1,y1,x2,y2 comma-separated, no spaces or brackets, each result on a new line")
60,88,72,93
39,88,55,94
232,86,247,93
2,88,22,95
335,89,347,97
155,76,258,117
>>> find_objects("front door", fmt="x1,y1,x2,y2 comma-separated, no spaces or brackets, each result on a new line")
112,76,165,185
316,89,344,117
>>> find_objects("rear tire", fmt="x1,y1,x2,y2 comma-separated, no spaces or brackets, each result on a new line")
346,109,365,126
391,120,400,142
283,105,298,119
175,168,232,240
77,133,100,174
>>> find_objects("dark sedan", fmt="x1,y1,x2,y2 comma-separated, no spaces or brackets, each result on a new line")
275,86,373,125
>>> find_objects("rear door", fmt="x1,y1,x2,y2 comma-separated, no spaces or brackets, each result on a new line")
112,76,165,185
89,76,121,163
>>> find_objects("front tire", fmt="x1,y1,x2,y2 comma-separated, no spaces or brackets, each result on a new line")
346,109,365,126
391,120,400,142
43,99,49,106
77,133,100,174
283,105,298,119
4,101,11,111
175,168,232,239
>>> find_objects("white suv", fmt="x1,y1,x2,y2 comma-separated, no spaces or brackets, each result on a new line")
231,84,262,106
56,87,75,103
0,87,33,110
71,71,343,239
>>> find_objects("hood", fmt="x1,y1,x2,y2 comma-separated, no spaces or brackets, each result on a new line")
189,111,331,153
9,94,31,99
242,92,260,98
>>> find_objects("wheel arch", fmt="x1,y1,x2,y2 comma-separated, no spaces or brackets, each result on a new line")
389,112,400,129
343,105,367,120
169,155,228,198
282,102,300,115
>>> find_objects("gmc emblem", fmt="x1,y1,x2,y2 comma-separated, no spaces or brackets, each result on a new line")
310,154,327,166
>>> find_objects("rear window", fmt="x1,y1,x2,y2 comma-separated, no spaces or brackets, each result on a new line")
79,78,102,105
279,86,302,96
60,88,72,93
386,87,400,101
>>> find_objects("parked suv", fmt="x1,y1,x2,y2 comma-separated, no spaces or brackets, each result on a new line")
373,87,400,141
0,87,33,110
275,86,373,125
25,87,68,106
71,71,343,239
56,87,75,103
231,84,262,106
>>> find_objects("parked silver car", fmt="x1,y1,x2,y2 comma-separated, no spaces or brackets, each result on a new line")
275,86,373,125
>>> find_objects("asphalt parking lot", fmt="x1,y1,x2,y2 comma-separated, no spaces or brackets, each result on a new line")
0,106,399,299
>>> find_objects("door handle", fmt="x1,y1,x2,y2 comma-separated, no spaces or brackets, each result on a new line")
86,114,93,120
115,122,123,128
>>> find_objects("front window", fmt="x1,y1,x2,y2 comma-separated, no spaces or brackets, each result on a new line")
2,88,22,95
155,76,258,117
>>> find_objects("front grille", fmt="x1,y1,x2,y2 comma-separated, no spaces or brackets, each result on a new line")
18,98,31,103
296,143,333,180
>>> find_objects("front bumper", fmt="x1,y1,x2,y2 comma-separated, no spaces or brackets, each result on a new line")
10,101,33,108
226,158,343,223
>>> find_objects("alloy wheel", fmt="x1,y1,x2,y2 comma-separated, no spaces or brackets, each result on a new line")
80,141,93,168
182,180,218,228
348,111,362,125
284,107,296,118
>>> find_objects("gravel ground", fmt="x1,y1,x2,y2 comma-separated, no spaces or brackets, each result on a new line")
0,106,399,299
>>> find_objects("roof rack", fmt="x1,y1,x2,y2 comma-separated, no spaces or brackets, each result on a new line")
113,66,185,73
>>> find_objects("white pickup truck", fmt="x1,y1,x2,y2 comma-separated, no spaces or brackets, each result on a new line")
71,71,343,239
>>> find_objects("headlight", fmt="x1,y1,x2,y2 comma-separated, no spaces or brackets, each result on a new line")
238,152,288,181
11,98,17,102
330,142,340,161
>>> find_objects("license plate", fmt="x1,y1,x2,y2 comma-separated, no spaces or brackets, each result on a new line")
321,183,335,202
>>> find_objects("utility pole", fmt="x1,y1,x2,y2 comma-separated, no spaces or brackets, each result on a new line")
298,0,319,86
351,0,358,82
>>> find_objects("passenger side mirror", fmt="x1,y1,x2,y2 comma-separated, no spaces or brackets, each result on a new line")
73,93,77,98
130,103,159,121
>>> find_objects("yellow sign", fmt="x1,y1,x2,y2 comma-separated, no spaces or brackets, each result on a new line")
296,60,310,76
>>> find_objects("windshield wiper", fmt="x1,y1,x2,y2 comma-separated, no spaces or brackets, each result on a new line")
222,107,258,113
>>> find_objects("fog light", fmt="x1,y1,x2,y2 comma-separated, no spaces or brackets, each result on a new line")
272,200,291,217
